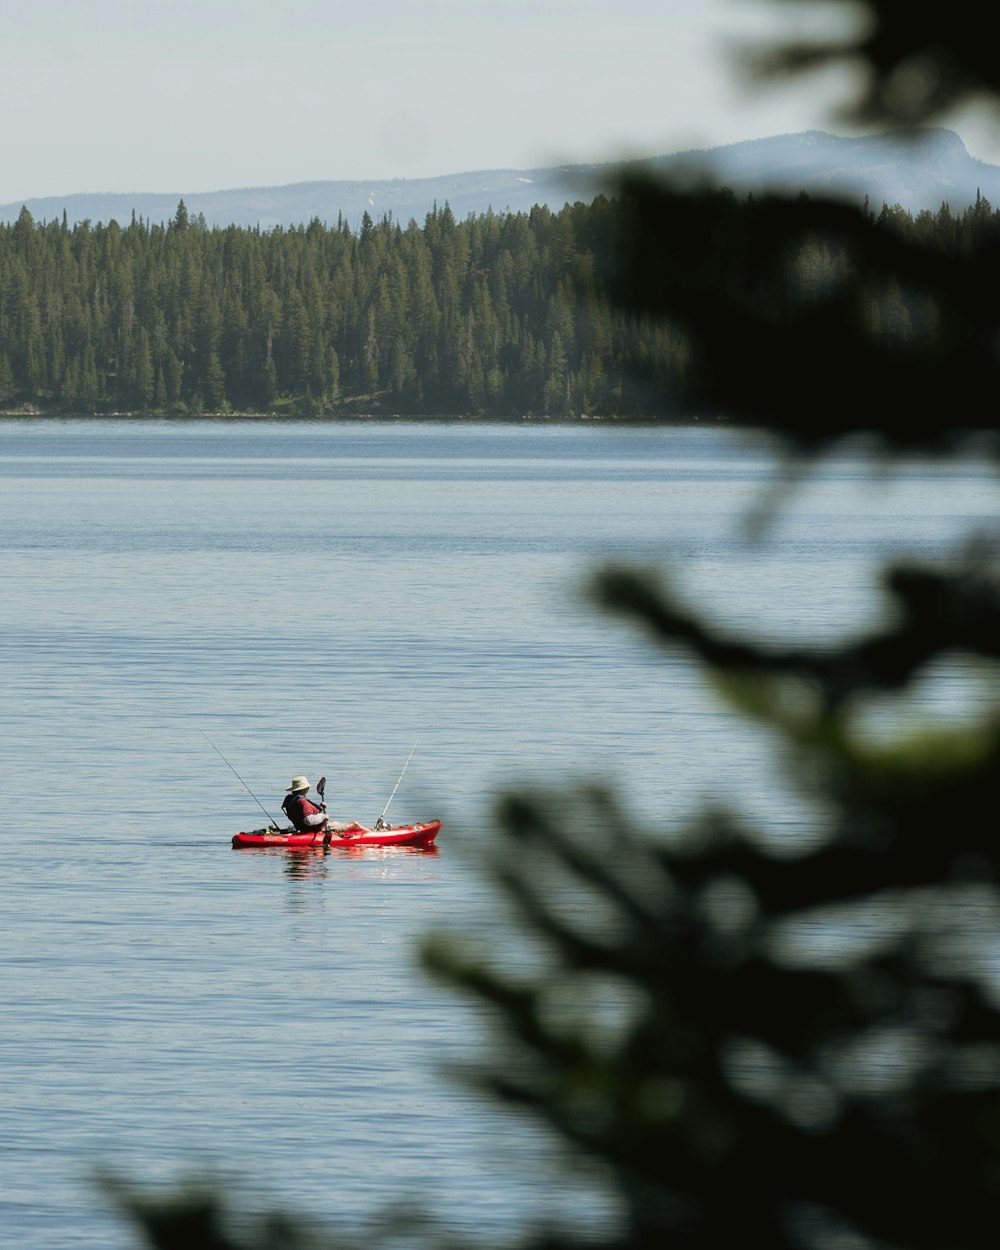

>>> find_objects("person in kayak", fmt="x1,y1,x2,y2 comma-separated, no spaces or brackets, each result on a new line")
281,776,327,832
281,776,364,836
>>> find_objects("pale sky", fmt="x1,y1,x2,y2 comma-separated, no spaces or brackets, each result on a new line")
2,0,998,204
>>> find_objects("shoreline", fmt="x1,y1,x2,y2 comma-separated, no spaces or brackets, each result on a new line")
0,406,720,426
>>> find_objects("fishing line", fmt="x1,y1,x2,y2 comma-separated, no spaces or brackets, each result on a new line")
376,737,419,828
200,730,281,829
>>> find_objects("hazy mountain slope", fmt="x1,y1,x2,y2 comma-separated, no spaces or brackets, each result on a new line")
652,129,999,212
3,130,998,229
0,167,604,231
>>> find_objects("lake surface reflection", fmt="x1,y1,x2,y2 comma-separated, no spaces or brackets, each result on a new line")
1,418,996,1248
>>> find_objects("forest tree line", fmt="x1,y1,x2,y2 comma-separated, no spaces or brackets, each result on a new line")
0,189,997,417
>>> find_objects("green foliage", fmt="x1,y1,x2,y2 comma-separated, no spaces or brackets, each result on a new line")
748,0,1000,129
107,2,1000,1248
610,184,1000,449
9,185,1000,421
414,3,1000,1247
419,556,1000,1250
0,199,681,418
101,1175,326,1250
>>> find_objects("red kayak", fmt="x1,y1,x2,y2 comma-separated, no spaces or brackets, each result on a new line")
231,819,441,850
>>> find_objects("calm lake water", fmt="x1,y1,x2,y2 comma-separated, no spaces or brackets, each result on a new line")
0,418,997,1248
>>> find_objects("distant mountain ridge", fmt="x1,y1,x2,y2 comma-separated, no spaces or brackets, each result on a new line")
3,130,999,230
654,129,1000,213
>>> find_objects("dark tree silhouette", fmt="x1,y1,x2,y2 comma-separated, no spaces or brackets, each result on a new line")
112,2,1000,1247
420,4,1000,1249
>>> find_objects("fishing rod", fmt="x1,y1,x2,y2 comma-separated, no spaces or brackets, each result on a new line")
374,738,419,829
200,730,282,829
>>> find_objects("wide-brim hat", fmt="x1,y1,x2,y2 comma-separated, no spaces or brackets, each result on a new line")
286,775,310,792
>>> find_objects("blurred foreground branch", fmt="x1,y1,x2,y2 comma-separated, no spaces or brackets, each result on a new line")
116,3,1000,1249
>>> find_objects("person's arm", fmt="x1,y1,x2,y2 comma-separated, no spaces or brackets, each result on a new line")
298,798,327,828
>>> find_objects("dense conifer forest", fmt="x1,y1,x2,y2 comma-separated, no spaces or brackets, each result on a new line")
0,189,996,417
